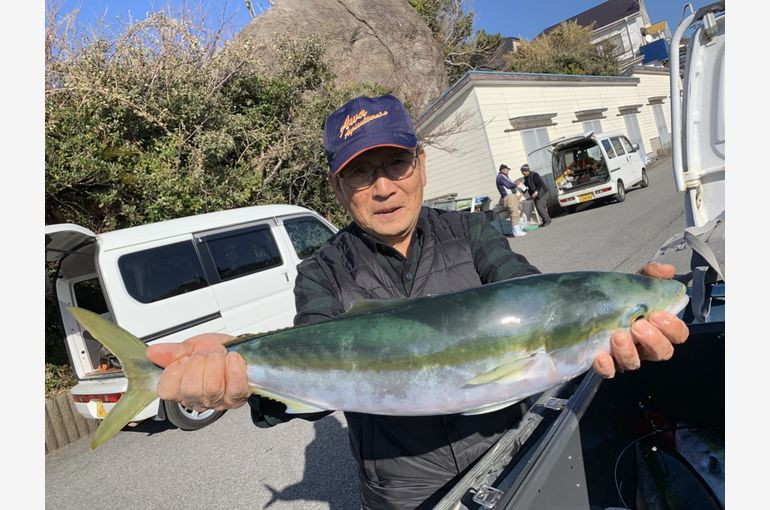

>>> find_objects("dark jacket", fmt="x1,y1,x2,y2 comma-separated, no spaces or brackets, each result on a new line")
524,171,548,197
496,171,517,198
249,207,539,509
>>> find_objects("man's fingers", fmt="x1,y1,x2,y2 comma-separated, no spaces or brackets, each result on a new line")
156,356,190,401
610,330,641,370
631,319,674,362
146,333,234,368
639,262,676,279
592,353,616,378
179,352,207,411
147,342,194,368
224,352,250,408
201,348,227,410
648,311,690,345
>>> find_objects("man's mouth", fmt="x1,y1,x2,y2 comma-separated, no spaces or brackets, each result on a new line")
373,206,403,219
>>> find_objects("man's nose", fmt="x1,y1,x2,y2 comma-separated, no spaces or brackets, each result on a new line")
370,170,397,196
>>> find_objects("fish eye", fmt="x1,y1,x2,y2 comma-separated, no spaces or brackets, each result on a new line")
625,304,649,326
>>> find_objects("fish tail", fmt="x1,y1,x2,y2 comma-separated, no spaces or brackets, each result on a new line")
67,307,161,449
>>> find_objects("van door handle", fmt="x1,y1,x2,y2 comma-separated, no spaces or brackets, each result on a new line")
282,272,290,283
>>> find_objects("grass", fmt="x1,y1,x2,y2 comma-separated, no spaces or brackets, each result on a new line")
45,363,77,399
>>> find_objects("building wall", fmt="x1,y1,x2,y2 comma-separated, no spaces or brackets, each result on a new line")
592,15,646,63
420,89,495,203
632,70,673,151
419,70,672,204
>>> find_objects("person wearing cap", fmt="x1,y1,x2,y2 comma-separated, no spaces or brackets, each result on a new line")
520,163,552,227
146,94,690,509
496,164,527,237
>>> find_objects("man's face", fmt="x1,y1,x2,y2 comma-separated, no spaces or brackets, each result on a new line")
521,169,530,178
330,146,427,249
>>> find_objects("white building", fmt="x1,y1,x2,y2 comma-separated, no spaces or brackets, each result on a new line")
539,0,671,71
415,67,672,205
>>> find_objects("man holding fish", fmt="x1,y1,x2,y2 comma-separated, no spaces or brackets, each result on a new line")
145,94,689,509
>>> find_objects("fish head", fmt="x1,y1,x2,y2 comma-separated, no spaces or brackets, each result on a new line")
607,273,689,328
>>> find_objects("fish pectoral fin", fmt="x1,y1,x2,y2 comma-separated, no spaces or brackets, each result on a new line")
461,400,520,416
251,388,326,414
464,354,543,387
345,298,410,316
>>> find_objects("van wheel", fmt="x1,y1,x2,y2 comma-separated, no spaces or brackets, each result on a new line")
164,400,225,431
639,169,649,188
615,181,626,203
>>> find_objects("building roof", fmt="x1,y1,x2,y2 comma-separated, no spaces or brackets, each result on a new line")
540,0,641,36
415,70,638,131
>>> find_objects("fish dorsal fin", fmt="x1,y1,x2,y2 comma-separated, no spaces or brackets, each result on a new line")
464,353,543,387
251,387,327,414
345,298,410,316
462,400,520,416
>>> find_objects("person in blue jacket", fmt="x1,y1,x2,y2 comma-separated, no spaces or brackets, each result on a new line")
496,164,527,237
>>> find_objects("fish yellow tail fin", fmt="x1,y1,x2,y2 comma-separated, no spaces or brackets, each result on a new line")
67,307,161,449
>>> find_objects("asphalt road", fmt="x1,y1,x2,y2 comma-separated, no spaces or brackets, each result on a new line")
45,157,686,510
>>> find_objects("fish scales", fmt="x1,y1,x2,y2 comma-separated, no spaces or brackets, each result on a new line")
67,271,689,448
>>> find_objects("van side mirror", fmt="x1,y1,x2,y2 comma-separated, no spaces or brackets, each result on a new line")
631,143,639,152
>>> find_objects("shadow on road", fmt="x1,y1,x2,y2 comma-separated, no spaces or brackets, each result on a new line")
263,417,360,509
121,418,177,437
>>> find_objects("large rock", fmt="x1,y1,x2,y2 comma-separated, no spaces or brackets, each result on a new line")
238,0,449,113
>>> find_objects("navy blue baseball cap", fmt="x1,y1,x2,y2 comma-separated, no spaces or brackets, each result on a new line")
323,94,418,176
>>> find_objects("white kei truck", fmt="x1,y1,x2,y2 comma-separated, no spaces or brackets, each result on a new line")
46,205,337,431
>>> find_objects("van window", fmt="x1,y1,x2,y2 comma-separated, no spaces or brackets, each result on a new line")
610,137,626,156
206,227,282,281
118,241,208,304
620,136,635,153
284,217,335,259
601,139,616,158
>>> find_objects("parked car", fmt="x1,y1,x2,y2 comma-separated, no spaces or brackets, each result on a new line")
45,205,337,430
534,131,649,214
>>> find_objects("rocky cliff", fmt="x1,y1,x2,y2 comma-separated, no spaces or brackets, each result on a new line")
237,0,449,113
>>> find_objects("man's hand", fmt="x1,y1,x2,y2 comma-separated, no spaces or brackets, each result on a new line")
532,191,539,199
593,262,690,378
146,334,251,412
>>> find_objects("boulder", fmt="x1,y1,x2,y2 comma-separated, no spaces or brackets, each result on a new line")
237,0,449,113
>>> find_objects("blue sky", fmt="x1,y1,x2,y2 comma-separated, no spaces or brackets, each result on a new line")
54,0,714,41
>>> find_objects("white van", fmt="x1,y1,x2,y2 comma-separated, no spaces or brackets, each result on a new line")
541,131,649,213
45,205,337,430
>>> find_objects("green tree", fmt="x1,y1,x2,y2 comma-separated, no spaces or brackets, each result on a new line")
45,10,385,233
409,0,503,83
506,20,620,76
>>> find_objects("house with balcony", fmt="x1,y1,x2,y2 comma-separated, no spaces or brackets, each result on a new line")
540,0,672,71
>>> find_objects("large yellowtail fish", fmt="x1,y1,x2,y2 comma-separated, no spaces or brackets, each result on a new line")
68,271,688,449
